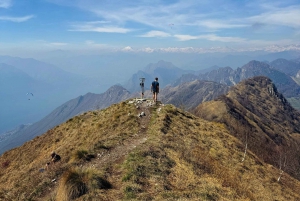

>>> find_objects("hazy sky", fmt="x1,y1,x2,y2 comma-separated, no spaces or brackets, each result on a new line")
1,0,300,54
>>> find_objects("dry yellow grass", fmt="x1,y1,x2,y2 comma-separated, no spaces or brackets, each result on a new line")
0,99,300,200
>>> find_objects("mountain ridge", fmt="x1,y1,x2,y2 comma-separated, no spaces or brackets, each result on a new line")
2,56,300,135
194,76,300,180
1,97,300,200
0,79,231,155
0,85,131,155
2,57,300,155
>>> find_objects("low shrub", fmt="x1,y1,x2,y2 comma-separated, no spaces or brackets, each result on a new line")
56,167,111,201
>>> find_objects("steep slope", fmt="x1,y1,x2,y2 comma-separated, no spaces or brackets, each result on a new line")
199,66,235,85
0,85,131,155
161,80,230,110
1,99,300,200
194,76,300,180
170,73,200,87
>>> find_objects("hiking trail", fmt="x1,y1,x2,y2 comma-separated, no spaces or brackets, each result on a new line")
88,99,162,192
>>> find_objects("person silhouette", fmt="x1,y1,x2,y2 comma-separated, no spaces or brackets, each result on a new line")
151,77,159,102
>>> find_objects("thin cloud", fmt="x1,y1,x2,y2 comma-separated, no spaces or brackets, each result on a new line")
174,34,246,42
69,22,132,33
85,20,111,25
197,20,248,29
36,40,68,47
248,5,300,28
0,0,12,8
4,0,300,52
0,15,34,22
64,0,206,30
47,0,300,33
158,46,234,53
199,34,246,42
49,42,68,46
85,40,107,47
174,34,199,41
122,46,133,51
139,30,171,38
82,1,251,32
34,40,109,50
122,44,300,53
85,40,95,45
141,47,154,53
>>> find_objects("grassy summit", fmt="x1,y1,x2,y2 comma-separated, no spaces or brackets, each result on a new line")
1,98,300,200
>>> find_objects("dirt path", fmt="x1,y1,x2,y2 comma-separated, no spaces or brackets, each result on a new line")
89,99,157,170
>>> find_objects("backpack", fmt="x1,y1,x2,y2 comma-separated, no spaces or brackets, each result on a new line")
53,154,61,162
152,81,159,92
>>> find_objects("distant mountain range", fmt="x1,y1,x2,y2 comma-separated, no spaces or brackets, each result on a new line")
2,56,300,155
2,53,300,134
41,48,300,73
176,59,300,98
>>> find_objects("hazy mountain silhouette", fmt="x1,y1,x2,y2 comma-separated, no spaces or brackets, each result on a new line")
197,60,300,98
270,58,300,76
0,56,105,133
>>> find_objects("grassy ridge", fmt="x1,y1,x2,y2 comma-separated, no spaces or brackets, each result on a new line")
0,100,300,200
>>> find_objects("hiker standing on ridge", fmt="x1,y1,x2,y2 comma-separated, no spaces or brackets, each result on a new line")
151,77,159,102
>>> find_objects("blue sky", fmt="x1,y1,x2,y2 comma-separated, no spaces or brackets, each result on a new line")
1,0,300,54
